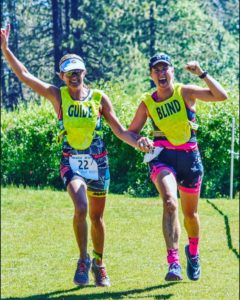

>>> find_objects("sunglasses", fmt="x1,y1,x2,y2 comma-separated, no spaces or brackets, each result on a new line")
64,70,84,77
152,66,170,73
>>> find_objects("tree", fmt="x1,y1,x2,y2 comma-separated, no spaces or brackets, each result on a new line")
51,0,63,85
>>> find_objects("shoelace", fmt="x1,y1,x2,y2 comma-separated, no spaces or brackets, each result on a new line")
170,263,180,270
98,266,107,279
78,261,87,274
190,255,200,267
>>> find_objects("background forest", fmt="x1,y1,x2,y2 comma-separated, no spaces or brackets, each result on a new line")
1,0,239,198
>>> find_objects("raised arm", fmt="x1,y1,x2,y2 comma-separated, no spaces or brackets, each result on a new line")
182,61,228,106
1,24,60,114
101,94,151,152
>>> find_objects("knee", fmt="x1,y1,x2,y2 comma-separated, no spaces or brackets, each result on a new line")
184,211,199,221
90,214,103,227
74,203,88,221
163,195,178,214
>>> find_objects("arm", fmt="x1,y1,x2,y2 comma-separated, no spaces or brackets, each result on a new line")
182,61,228,105
128,101,152,151
101,94,151,152
128,101,148,134
1,24,60,114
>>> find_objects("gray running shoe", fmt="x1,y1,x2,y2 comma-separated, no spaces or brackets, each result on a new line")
73,255,91,286
91,258,111,287
165,263,183,281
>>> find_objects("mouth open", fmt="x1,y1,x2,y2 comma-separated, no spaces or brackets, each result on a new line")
159,78,167,85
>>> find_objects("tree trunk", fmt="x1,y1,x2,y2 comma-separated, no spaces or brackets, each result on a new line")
51,0,63,85
6,0,25,109
149,3,155,57
70,0,84,56
65,0,70,38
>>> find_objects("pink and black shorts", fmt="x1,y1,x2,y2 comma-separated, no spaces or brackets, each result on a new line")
148,147,204,194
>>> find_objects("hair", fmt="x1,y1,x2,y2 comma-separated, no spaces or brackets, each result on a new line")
59,54,84,70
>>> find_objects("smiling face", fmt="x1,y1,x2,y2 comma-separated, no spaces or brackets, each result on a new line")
60,69,86,89
150,62,174,89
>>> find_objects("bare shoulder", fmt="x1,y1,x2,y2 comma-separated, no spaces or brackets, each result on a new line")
99,92,113,114
100,92,111,104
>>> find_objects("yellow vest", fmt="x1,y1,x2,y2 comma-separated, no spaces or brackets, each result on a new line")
143,84,191,146
60,87,102,150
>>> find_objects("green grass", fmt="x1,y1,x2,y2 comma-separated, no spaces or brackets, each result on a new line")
1,187,239,300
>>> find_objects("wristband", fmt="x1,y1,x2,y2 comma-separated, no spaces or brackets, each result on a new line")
199,71,208,79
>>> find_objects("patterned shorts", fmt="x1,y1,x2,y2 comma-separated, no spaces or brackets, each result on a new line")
60,136,110,197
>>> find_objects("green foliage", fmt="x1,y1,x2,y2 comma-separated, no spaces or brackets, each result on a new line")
1,0,239,197
197,98,239,197
2,83,238,198
1,101,62,188
2,0,238,108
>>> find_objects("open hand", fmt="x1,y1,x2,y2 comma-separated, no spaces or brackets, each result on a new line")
185,61,204,76
0,23,10,50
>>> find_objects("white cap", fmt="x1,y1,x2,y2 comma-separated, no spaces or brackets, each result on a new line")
60,58,86,72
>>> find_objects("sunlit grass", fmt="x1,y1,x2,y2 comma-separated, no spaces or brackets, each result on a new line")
1,187,239,300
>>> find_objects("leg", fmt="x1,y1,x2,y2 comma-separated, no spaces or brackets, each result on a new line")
67,176,92,286
67,176,88,260
180,190,201,280
180,190,200,239
88,193,110,287
88,195,106,264
155,169,180,251
154,169,182,281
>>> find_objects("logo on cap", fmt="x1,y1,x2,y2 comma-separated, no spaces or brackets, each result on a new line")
60,58,86,72
149,53,172,68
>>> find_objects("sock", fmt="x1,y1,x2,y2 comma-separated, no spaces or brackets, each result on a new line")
167,248,180,265
92,250,103,262
189,237,199,256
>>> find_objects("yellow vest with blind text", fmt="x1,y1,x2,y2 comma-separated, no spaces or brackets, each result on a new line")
143,84,191,146
60,87,102,150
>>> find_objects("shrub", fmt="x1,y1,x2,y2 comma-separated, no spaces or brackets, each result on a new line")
1,101,62,189
1,84,239,198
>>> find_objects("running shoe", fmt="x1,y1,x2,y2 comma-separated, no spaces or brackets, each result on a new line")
165,263,183,281
73,255,91,286
91,258,111,287
185,245,201,281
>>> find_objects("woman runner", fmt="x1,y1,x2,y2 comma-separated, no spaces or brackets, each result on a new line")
129,52,228,281
1,24,151,287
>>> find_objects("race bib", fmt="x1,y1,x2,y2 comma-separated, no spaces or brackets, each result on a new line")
69,154,99,180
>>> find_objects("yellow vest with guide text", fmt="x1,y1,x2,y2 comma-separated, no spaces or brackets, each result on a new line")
60,87,102,150
143,84,191,146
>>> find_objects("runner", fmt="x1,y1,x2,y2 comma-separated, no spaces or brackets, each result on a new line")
0,24,151,287
128,52,228,281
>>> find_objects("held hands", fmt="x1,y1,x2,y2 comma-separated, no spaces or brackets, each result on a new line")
185,61,204,76
136,137,154,153
0,23,10,50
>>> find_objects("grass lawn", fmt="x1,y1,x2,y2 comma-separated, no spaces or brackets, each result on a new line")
1,187,239,300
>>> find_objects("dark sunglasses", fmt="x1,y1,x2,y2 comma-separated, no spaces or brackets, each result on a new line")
64,70,84,77
152,66,170,73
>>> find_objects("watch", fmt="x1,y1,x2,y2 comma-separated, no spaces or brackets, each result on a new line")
199,71,208,79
